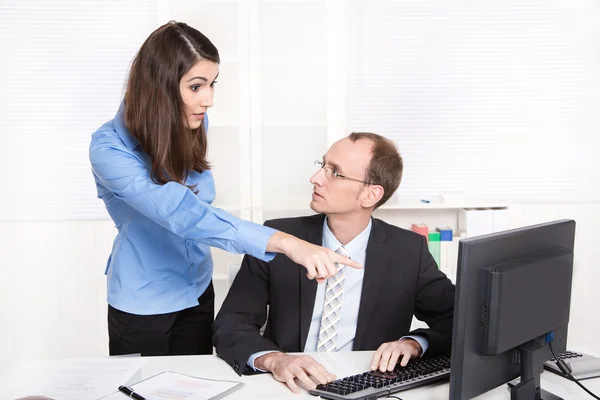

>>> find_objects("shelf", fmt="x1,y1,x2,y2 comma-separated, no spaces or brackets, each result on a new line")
379,201,510,210
207,122,327,129
261,58,326,65
206,124,243,129
262,122,327,128
261,200,509,212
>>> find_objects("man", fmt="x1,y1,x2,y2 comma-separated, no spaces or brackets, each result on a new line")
213,133,455,394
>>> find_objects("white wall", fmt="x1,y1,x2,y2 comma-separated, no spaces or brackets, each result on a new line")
1,0,599,378
508,203,600,355
0,221,113,376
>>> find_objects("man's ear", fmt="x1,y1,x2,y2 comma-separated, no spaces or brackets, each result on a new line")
362,185,384,209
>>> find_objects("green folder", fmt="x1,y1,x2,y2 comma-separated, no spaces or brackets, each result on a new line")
428,231,441,268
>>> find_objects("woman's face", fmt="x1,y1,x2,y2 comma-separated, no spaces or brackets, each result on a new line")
180,60,219,129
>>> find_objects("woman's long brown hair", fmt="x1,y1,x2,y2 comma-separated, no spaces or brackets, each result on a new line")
124,21,220,191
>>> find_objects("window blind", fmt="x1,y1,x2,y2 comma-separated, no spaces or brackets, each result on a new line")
0,0,160,220
346,0,600,202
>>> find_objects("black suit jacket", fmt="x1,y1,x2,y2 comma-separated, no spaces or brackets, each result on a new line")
213,214,455,375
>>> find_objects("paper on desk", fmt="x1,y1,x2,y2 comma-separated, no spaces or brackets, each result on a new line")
101,371,244,400
0,357,147,400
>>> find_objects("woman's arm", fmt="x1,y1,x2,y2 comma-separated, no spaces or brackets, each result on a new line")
90,133,274,261
90,133,360,279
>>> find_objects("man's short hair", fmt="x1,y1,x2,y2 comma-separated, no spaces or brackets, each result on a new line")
348,132,403,209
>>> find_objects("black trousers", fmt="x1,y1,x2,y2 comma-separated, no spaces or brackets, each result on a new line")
108,281,214,356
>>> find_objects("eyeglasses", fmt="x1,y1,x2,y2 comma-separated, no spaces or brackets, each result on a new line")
314,160,371,185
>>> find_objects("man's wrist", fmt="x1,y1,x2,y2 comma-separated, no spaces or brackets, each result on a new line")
400,338,423,356
255,351,286,371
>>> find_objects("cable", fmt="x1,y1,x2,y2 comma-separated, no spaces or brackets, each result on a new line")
548,341,600,400
385,388,403,399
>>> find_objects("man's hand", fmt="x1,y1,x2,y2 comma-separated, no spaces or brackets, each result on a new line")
255,352,336,394
370,338,423,372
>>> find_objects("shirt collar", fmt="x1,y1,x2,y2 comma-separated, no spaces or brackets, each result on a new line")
114,101,140,150
322,216,372,258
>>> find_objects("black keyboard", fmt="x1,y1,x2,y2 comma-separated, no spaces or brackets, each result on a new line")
308,356,451,400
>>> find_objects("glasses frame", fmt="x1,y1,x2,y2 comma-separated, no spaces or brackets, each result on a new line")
314,160,371,185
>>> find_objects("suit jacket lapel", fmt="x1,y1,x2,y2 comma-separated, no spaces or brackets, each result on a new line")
299,214,325,352
354,219,390,349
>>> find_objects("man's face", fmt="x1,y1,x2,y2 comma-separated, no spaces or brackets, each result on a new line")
309,138,373,215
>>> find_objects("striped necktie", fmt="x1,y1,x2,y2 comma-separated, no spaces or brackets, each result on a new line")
317,246,348,352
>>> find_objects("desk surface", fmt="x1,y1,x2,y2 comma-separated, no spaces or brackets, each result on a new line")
2,351,600,400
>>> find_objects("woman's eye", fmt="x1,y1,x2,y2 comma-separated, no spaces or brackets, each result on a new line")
191,85,200,92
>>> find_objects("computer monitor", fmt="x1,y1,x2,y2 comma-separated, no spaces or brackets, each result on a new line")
449,219,576,400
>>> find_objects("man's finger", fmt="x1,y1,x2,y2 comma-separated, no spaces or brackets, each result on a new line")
379,357,390,372
387,349,401,371
286,378,300,394
305,363,330,385
321,367,337,382
379,349,392,372
295,369,317,391
399,350,412,367
303,357,336,383
371,347,384,370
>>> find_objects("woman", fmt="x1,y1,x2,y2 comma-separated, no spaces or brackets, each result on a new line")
89,21,360,357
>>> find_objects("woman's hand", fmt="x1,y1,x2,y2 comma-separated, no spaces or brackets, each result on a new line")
267,231,362,282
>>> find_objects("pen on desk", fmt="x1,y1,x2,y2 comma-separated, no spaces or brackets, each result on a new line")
118,385,147,400
420,199,431,204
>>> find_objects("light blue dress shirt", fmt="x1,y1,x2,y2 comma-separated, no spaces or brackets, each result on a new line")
89,103,276,315
248,217,428,370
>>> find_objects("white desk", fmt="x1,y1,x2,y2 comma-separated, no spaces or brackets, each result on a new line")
2,351,599,400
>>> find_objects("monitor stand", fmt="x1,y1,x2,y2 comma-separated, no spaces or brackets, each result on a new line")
507,340,563,400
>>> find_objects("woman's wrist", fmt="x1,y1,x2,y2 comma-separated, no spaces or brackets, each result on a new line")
266,231,293,254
